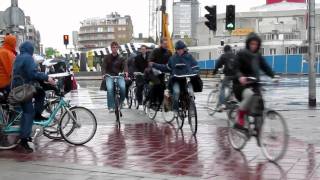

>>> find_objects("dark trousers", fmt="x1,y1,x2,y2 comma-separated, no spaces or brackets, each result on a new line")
20,100,34,139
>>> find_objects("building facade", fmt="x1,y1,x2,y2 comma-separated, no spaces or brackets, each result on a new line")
78,12,133,51
194,1,320,61
25,16,41,54
172,0,199,44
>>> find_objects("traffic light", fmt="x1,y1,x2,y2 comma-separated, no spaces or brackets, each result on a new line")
204,5,217,31
63,35,69,46
226,5,235,31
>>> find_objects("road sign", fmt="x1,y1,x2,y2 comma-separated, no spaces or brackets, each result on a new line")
3,6,25,27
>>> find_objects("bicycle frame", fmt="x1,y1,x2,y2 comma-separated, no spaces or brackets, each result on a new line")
2,97,70,134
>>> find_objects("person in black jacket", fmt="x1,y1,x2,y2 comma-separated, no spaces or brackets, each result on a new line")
212,45,236,111
148,39,172,107
233,33,277,131
134,45,149,107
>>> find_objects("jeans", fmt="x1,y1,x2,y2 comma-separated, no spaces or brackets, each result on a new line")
20,100,34,139
171,80,186,112
106,76,126,109
239,88,254,111
217,77,231,107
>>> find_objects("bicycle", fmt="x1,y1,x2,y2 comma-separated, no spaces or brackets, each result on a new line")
172,74,198,136
132,72,145,110
126,76,135,109
207,73,234,116
0,87,97,149
227,77,289,162
104,73,125,127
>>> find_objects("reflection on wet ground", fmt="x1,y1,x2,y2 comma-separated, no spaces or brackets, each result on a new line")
0,122,319,179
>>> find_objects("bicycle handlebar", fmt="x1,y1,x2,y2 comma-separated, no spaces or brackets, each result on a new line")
104,73,125,78
173,74,198,78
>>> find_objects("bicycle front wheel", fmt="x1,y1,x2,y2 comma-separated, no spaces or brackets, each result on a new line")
260,110,289,162
207,89,219,116
188,98,198,136
227,105,248,150
59,107,97,145
127,88,133,109
162,100,175,123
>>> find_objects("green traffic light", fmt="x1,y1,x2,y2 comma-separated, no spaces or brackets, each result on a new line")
227,23,234,29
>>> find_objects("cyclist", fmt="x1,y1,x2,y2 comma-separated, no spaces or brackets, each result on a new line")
148,38,172,108
0,34,17,92
125,52,136,105
13,41,55,153
212,45,237,111
134,45,149,107
233,33,277,131
102,41,128,113
149,40,199,116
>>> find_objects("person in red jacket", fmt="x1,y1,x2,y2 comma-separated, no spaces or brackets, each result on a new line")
0,34,17,91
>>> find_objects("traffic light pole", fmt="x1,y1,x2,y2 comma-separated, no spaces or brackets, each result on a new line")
308,0,317,107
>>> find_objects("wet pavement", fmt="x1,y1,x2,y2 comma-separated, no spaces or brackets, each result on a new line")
1,76,320,179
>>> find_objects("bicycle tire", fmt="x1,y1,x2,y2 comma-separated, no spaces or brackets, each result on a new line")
146,102,158,120
43,100,64,140
227,105,248,150
115,94,121,127
176,110,185,130
162,100,175,123
0,134,20,150
188,98,198,136
207,89,219,116
59,106,97,145
127,87,133,109
260,110,289,162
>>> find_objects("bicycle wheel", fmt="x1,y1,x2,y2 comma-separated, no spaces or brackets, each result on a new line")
188,98,198,136
0,134,20,150
127,87,133,109
207,89,219,116
115,95,121,127
43,100,64,140
146,102,158,120
162,100,175,123
133,87,139,110
59,106,97,145
227,106,248,150
260,110,289,162
176,110,185,129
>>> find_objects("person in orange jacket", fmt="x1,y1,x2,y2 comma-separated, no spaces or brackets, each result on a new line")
0,34,17,91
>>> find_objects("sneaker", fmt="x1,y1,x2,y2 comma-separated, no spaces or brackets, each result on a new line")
109,109,115,113
216,105,225,112
16,138,33,153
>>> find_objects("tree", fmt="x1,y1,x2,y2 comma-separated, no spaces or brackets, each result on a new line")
45,47,60,58
183,35,193,46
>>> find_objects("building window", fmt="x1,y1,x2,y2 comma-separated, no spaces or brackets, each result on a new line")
260,48,265,55
97,27,104,32
298,46,308,54
107,27,114,32
270,48,276,55
28,29,33,33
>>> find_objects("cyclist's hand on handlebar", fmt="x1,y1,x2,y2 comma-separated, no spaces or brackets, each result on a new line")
239,77,248,85
47,77,56,86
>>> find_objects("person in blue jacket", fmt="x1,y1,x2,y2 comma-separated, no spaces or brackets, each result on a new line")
13,41,55,153
150,40,199,115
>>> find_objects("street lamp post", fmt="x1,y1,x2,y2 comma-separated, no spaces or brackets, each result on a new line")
308,0,317,107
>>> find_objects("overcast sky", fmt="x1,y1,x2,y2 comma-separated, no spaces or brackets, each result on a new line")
0,0,313,51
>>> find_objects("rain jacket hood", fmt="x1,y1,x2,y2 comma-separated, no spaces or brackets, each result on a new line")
19,41,34,56
245,32,262,53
